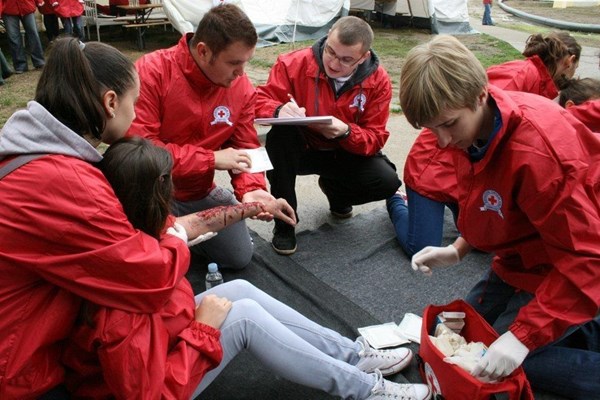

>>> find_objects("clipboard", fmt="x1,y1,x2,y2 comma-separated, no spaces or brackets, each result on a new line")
254,116,333,126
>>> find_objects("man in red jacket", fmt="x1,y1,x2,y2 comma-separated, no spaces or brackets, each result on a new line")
128,4,295,270
256,16,400,255
2,0,45,73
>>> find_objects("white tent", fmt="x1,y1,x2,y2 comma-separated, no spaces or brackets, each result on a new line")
162,0,350,46
374,0,473,33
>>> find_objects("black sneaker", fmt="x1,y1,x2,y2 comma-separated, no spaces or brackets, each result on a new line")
330,206,353,219
318,177,353,219
272,223,297,255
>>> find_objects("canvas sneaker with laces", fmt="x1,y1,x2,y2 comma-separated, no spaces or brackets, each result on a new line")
367,370,431,400
356,336,413,376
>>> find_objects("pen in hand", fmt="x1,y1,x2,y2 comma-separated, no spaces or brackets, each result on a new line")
285,94,306,118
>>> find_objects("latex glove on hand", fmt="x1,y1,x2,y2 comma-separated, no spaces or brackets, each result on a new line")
411,244,460,275
187,232,217,247
166,222,188,243
472,331,529,381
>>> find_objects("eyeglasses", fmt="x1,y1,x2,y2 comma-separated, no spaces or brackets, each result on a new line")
323,43,364,68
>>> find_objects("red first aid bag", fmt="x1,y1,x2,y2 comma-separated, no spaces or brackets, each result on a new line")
417,299,534,400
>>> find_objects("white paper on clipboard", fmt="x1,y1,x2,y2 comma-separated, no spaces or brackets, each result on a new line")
254,116,333,126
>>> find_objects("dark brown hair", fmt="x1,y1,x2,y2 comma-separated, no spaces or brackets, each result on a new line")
523,32,581,89
100,137,173,238
35,38,136,141
190,4,257,57
559,78,600,107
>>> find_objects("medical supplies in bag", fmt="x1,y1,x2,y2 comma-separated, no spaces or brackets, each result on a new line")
417,299,534,400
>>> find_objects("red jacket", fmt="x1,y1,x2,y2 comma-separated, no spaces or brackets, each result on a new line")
37,1,56,15
51,0,84,18
486,55,558,100
2,0,36,15
64,279,222,399
567,99,600,132
128,33,266,202
454,86,600,350
256,37,392,156
404,56,558,202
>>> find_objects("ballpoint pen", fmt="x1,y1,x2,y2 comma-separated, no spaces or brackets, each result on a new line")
287,93,298,106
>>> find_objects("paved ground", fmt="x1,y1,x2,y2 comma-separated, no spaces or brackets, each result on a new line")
218,17,600,245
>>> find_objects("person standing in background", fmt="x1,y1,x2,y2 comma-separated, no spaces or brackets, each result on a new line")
53,0,85,40
37,1,60,43
482,0,494,26
0,0,15,85
2,0,45,73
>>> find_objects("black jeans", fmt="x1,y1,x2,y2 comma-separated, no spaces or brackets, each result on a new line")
266,125,401,226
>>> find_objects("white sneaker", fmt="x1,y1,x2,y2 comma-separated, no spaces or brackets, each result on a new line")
356,336,413,376
367,370,431,400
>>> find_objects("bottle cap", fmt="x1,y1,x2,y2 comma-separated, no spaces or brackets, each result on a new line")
208,262,218,273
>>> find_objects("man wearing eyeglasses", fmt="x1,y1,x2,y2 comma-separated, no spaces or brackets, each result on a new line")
256,16,400,255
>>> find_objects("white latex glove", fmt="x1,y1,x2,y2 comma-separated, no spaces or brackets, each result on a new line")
472,331,529,380
166,222,188,243
187,232,217,247
411,245,460,275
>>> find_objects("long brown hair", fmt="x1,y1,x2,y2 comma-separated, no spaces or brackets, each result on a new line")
100,137,173,238
523,32,581,89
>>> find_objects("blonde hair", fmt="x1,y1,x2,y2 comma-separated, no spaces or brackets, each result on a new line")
399,35,487,129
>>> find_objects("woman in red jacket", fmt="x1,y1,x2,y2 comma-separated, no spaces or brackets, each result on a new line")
387,31,581,259
63,136,430,400
402,34,600,400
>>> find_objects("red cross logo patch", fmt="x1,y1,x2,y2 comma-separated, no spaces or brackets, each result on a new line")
479,189,504,219
210,106,233,126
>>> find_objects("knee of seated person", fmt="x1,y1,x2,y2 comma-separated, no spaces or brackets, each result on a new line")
225,279,256,295
230,298,263,317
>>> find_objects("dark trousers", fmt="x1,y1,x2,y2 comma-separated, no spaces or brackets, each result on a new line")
266,125,401,226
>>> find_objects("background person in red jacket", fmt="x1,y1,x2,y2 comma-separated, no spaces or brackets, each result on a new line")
53,0,85,40
64,136,430,400
128,4,296,271
482,0,494,25
256,16,400,255
402,35,600,400
559,77,600,132
37,1,60,42
1,0,45,73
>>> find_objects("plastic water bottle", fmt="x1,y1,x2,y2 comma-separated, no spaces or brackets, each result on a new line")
205,262,223,290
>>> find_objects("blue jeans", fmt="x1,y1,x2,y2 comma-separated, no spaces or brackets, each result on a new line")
172,186,253,270
482,4,494,25
466,269,600,399
386,186,459,258
192,280,377,399
2,13,45,72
